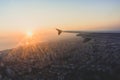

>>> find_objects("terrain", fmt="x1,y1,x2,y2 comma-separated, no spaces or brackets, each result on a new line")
0,34,120,80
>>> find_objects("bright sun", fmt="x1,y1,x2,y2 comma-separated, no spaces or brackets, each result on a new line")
26,31,33,37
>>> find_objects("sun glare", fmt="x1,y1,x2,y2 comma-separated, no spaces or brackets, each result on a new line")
26,31,33,38
23,31,35,45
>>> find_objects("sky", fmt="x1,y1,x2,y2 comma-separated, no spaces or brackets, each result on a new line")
0,0,120,50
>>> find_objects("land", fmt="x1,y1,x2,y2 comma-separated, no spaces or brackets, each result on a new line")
0,33,120,80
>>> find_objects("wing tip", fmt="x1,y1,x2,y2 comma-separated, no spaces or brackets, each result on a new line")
56,28,62,35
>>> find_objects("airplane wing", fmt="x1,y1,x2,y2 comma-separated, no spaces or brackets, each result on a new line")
56,28,120,43
56,28,83,35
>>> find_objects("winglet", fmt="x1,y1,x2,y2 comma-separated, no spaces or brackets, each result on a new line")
56,28,62,35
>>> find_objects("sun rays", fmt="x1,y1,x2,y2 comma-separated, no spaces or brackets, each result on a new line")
5,30,48,61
